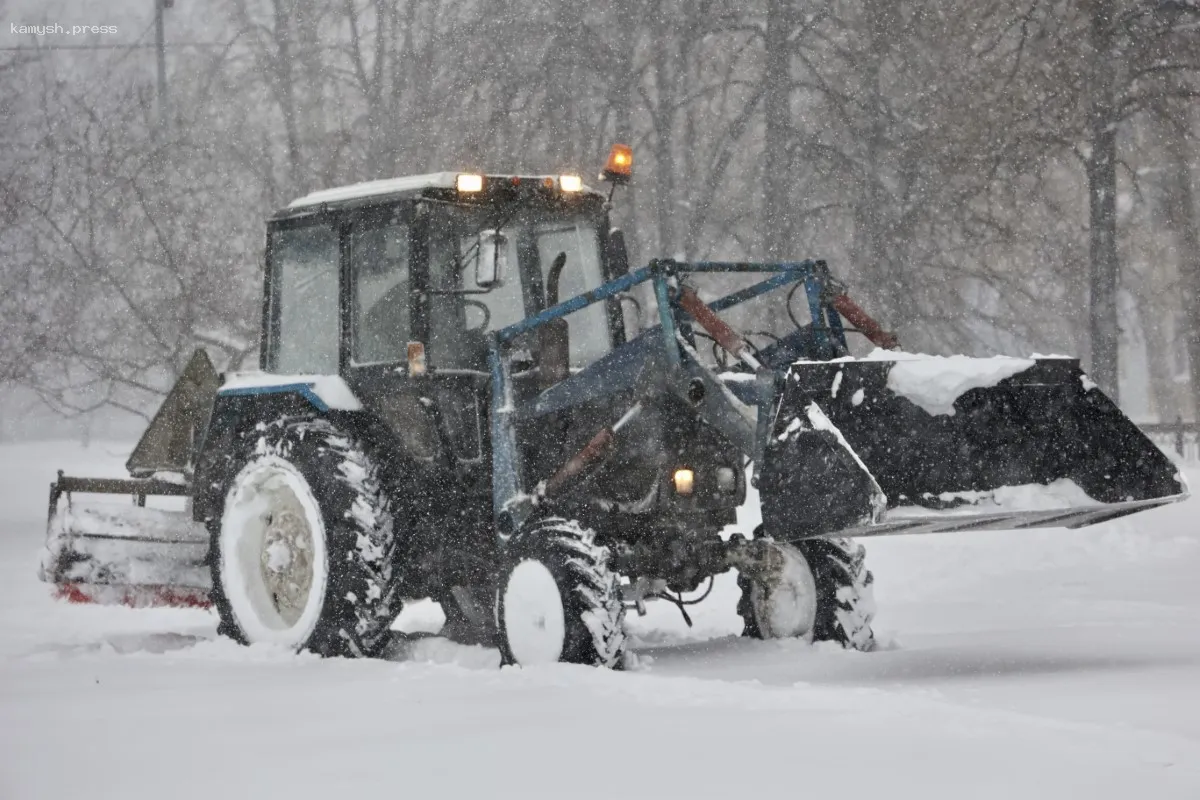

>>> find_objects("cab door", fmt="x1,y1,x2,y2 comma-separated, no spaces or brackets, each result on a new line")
339,205,447,466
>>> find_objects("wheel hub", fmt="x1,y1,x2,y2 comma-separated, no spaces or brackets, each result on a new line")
749,542,818,639
502,560,566,665
258,499,314,626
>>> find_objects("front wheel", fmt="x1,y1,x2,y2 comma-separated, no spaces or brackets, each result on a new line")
495,516,626,668
738,535,876,651
209,417,402,657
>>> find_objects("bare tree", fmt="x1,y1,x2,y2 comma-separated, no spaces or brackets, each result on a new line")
2,0,1198,424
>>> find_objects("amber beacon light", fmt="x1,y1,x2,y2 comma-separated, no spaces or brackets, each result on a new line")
602,144,633,184
407,341,427,376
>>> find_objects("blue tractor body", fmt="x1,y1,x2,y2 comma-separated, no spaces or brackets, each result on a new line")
40,169,1187,664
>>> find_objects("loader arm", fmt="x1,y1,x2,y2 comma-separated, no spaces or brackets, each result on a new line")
486,258,1186,542
486,258,869,532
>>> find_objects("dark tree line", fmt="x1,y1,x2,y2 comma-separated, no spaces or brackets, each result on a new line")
1,0,1197,422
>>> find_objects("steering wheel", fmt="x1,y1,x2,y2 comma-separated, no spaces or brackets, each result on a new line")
463,298,492,331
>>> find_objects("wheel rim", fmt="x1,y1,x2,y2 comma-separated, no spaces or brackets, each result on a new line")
220,456,329,647
259,496,315,626
750,543,818,639
502,560,566,665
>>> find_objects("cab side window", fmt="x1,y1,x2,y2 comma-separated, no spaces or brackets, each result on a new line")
536,224,610,366
269,223,340,374
352,219,411,365
427,220,527,369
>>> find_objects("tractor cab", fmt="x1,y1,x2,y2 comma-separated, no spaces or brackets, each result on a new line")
263,172,629,477
268,171,623,376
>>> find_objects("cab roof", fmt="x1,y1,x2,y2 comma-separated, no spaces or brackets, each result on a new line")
285,172,604,212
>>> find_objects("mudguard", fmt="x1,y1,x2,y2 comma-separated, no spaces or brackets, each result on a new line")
39,371,366,608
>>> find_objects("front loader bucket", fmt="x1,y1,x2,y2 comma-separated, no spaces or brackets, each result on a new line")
760,356,1188,540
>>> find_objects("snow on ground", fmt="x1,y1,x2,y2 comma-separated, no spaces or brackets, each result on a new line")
2,440,1199,798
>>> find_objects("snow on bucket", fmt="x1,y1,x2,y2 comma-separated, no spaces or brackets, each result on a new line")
759,355,1187,540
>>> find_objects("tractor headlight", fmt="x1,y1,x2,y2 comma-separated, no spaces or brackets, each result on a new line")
456,173,484,193
673,468,695,496
559,174,583,193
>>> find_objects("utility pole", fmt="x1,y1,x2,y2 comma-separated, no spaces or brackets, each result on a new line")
762,0,790,260
1085,0,1120,404
155,0,173,129
611,0,640,264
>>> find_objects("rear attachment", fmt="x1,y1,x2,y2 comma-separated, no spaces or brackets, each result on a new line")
41,475,211,607
761,355,1188,540
38,348,218,608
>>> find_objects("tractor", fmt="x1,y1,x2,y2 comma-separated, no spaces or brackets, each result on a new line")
40,147,1187,666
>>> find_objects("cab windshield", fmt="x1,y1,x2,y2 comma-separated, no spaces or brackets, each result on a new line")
426,202,609,369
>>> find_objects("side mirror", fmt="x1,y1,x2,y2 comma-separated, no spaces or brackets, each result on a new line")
475,229,507,289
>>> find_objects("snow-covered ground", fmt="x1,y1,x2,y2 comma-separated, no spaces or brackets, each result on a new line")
2,440,1198,798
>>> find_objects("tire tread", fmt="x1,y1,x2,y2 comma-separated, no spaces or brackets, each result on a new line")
738,532,875,651
209,416,401,658
498,516,626,668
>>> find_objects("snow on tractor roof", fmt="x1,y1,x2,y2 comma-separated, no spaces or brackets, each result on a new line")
288,172,459,208
288,171,603,209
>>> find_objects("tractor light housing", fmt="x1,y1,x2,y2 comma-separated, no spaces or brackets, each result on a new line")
407,341,427,376
456,173,484,193
673,468,695,496
716,467,737,493
601,144,633,184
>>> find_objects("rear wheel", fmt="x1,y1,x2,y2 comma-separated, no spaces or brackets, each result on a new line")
209,417,401,657
738,533,875,651
495,516,626,668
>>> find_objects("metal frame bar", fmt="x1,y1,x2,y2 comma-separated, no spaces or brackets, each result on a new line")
486,257,845,531
493,265,654,344
488,338,524,534
492,259,833,345
682,260,823,274
804,276,829,352
652,273,680,367
48,473,192,522
707,271,806,313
